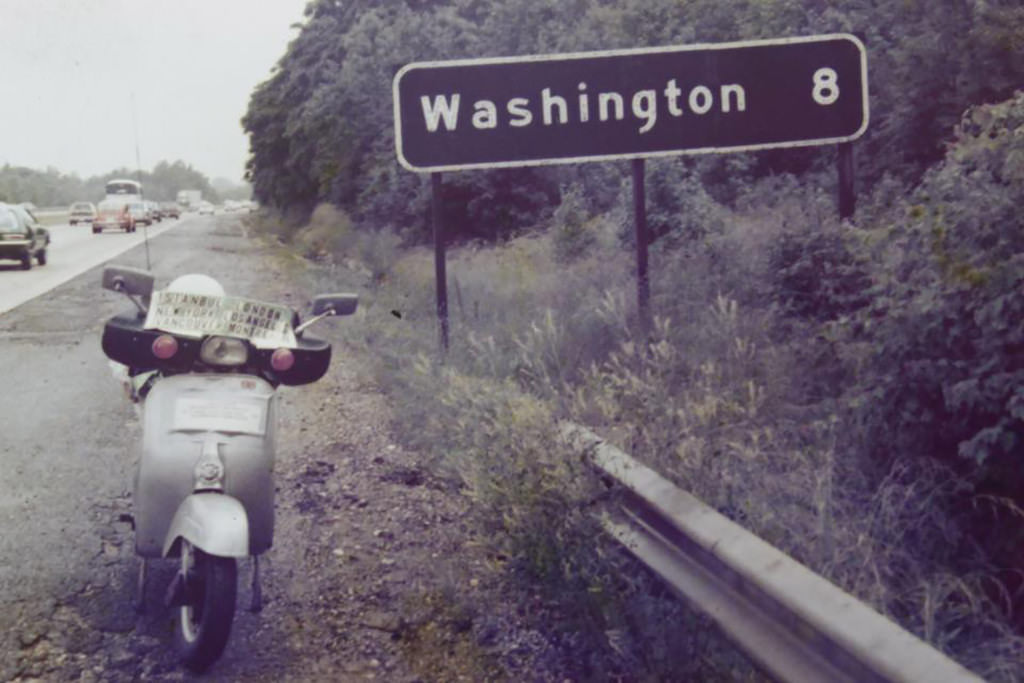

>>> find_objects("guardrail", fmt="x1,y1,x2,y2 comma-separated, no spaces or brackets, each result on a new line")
560,423,983,683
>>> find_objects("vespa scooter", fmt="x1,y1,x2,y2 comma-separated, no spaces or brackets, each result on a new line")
100,265,357,672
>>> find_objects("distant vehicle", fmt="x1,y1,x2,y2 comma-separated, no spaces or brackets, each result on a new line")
94,200,136,233
106,179,142,200
145,200,162,223
69,202,98,225
177,189,202,211
160,202,181,219
0,202,50,269
197,201,215,215
127,202,152,227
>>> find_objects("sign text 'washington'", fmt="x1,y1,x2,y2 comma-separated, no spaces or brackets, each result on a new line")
393,34,868,172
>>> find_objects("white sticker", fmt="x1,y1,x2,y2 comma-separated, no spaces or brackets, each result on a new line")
173,397,266,435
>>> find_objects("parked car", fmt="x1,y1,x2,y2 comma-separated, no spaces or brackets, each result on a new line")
0,202,49,269
94,200,136,233
69,201,98,225
160,201,181,219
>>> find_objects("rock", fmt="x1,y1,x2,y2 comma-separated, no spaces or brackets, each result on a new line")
360,611,402,633
18,628,44,648
108,647,136,668
129,636,161,656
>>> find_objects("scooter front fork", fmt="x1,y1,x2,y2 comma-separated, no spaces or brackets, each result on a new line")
136,554,263,612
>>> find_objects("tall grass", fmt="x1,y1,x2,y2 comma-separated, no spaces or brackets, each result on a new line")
251,195,1024,680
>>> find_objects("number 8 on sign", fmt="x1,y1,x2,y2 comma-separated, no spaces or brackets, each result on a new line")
813,67,839,105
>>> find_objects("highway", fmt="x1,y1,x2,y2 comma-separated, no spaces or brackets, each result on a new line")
0,217,182,316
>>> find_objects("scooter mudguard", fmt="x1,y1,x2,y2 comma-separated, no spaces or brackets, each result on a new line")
162,493,250,559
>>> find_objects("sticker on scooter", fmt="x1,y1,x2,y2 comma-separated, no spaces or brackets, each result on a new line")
173,397,266,435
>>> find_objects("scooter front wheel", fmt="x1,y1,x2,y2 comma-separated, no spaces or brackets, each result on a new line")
176,540,237,672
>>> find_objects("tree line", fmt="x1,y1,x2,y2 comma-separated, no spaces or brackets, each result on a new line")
243,0,1024,240
0,160,225,207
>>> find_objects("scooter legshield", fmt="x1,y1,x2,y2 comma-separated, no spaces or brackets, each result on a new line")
163,493,250,558
134,374,277,558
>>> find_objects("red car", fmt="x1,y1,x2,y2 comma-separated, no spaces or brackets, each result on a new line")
93,200,136,233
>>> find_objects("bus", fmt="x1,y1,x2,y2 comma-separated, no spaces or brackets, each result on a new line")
105,179,142,199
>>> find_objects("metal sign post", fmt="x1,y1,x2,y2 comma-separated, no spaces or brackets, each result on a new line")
393,34,869,348
431,173,449,353
632,159,650,336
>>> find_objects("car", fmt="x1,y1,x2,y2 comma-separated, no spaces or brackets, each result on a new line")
160,202,181,219
0,202,50,269
126,201,151,227
69,202,98,225
197,201,215,215
94,200,136,233
146,200,162,222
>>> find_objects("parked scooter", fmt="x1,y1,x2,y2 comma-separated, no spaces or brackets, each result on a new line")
100,265,357,672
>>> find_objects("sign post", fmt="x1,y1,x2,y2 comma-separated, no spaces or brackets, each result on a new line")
431,172,449,353
393,34,868,347
632,159,650,336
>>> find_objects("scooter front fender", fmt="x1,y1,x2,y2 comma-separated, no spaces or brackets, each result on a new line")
162,493,250,559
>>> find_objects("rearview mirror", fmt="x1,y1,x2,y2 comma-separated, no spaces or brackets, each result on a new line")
311,293,358,316
102,265,154,297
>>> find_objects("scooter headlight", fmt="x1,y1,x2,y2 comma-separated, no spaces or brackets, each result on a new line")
199,336,248,366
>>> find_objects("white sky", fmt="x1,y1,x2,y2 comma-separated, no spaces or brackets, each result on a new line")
0,0,311,182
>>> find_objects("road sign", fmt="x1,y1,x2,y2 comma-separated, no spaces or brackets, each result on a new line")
393,34,868,172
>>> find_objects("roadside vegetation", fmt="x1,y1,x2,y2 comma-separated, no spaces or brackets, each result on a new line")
244,1,1024,680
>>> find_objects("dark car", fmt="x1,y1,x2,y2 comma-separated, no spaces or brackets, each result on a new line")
0,202,49,269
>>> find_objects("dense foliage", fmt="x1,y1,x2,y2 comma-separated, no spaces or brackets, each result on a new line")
853,92,1024,493
0,160,225,206
243,1,1024,678
243,0,1024,238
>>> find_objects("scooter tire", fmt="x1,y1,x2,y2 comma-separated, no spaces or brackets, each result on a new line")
176,543,237,673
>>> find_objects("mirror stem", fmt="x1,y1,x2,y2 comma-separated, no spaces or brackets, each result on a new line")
127,293,148,316
295,309,335,335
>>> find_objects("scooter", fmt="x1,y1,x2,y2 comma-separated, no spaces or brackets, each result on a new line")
100,265,357,672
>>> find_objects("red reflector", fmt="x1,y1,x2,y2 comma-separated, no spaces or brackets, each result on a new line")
152,334,179,359
271,347,295,372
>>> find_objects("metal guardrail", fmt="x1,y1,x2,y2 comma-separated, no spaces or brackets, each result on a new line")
560,423,984,683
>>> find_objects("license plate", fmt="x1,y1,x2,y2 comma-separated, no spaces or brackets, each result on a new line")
173,397,266,435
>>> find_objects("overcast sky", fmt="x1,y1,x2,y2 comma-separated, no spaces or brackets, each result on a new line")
0,0,310,183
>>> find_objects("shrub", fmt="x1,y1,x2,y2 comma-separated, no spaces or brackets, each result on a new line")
551,183,595,263
850,92,1024,491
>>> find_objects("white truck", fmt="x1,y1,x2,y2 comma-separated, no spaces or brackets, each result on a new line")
176,190,202,211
